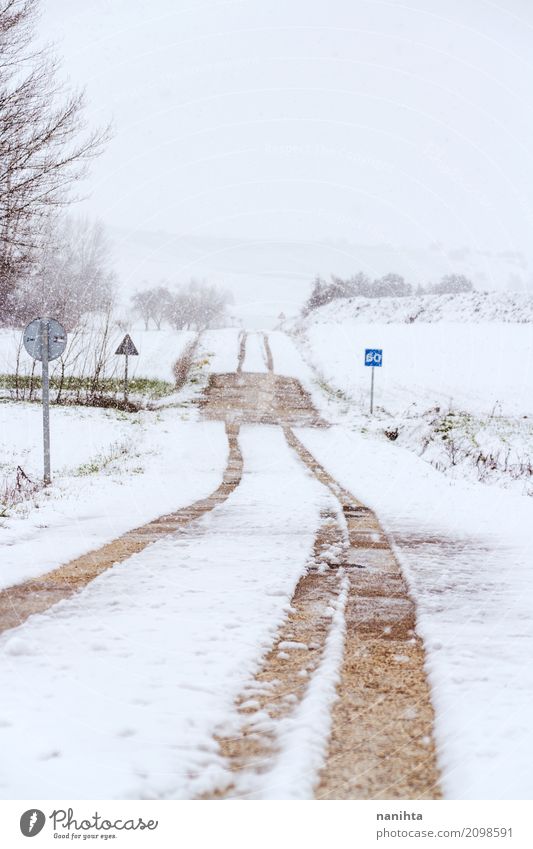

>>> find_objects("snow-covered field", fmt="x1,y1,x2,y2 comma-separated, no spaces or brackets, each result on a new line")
296,321,533,418
290,296,533,495
199,328,240,374
0,326,194,383
1,403,132,480
0,403,227,590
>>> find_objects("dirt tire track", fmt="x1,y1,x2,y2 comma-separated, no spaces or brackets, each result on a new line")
237,330,247,373
197,337,440,799
205,511,347,798
284,426,441,799
262,333,274,372
0,423,243,636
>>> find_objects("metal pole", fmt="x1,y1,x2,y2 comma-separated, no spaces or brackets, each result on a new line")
124,353,129,403
370,365,375,415
41,318,51,485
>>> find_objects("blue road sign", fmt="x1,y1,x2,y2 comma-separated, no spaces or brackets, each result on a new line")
365,348,383,367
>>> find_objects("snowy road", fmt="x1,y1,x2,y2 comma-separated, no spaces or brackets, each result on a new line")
1,328,532,800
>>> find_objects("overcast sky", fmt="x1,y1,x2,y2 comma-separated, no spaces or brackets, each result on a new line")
43,1,533,267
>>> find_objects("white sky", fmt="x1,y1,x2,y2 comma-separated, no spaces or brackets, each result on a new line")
41,0,533,300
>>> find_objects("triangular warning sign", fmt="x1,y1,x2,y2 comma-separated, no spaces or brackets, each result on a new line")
115,334,139,356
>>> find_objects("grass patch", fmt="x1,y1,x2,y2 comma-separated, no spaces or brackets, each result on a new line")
0,373,174,400
74,441,131,476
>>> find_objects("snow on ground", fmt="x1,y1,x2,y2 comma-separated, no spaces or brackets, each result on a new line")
296,425,533,800
199,328,240,373
123,329,195,381
0,326,194,384
268,331,315,382
296,321,533,418
241,332,268,372
1,402,133,480
0,425,333,799
0,410,227,590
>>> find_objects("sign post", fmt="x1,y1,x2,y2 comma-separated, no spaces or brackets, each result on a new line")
41,319,51,484
364,348,383,415
23,317,68,485
115,334,139,403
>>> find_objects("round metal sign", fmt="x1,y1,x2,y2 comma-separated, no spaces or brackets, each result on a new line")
23,318,68,362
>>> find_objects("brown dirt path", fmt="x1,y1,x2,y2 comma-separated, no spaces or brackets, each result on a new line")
200,373,325,427
0,423,243,635
197,336,441,800
284,428,441,799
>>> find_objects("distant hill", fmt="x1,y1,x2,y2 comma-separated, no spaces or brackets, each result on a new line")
295,291,533,326
109,227,533,327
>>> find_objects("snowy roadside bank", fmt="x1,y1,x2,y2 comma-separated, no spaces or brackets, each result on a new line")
0,410,228,590
280,324,533,495
296,425,533,800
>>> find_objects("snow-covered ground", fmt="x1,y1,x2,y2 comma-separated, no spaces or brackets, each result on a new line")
297,426,533,800
0,405,227,590
295,321,533,418
1,403,133,481
290,297,533,495
0,426,333,799
199,328,240,374
242,332,268,373
0,326,194,384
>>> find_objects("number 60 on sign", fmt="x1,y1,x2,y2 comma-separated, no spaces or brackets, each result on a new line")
365,348,383,367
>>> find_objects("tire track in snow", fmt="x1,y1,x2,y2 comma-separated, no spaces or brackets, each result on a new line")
0,423,243,635
209,510,348,798
198,333,440,799
263,333,274,372
236,330,247,373
285,426,441,799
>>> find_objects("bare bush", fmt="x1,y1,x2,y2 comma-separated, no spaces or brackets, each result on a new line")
172,336,199,389
0,465,40,516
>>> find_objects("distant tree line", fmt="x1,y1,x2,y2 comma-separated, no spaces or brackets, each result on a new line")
302,272,474,315
0,0,108,326
131,280,232,331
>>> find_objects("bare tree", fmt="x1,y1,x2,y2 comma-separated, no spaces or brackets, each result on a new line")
131,283,172,330
373,273,412,297
166,280,232,330
10,215,116,327
0,0,109,322
131,287,153,330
